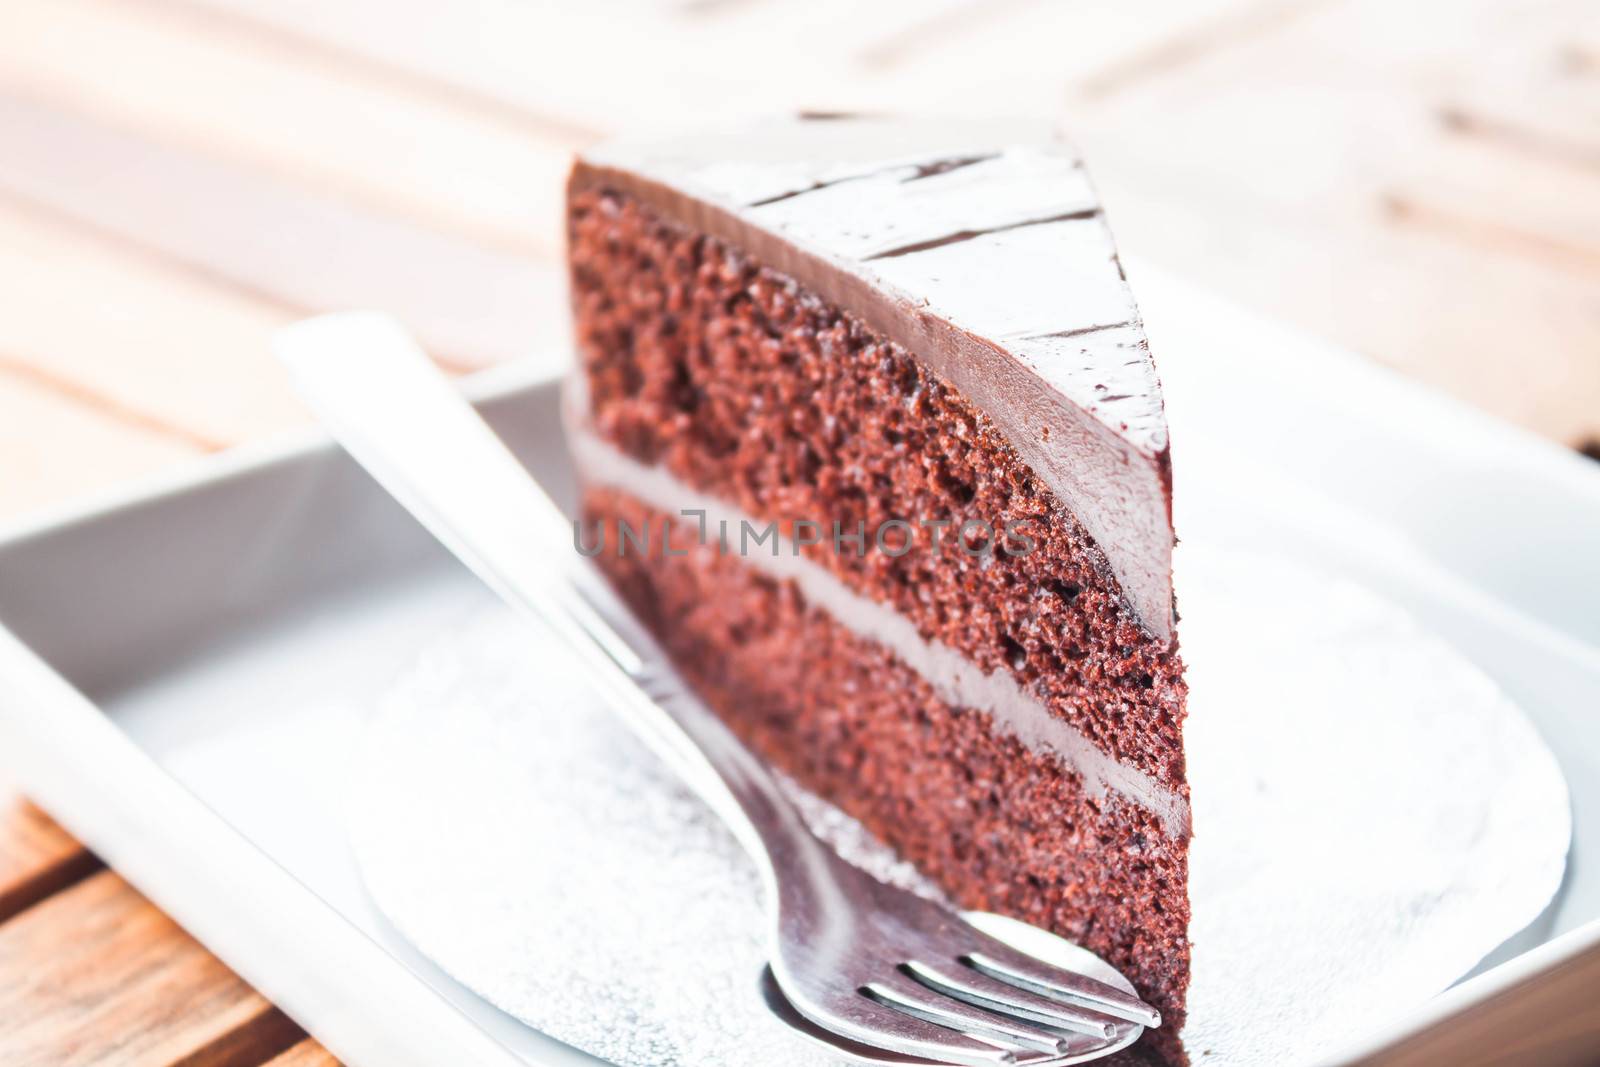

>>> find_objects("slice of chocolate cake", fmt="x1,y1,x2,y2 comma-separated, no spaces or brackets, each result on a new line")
564,116,1189,1066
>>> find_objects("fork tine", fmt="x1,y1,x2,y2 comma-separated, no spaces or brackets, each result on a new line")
903,960,1124,1040
831,990,1053,1066
964,948,1161,1028
861,971,1086,1059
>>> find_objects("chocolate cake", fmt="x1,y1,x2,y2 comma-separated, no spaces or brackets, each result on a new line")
564,116,1189,1066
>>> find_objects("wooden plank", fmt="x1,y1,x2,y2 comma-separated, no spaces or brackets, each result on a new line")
0,0,575,259
1070,0,1339,99
0,202,306,450
262,1039,341,1067
1383,129,1600,274
825,0,1309,114
175,0,1320,126
0,91,566,371
156,0,623,136
0,870,305,1066
1047,0,1600,448
158,0,987,138
150,0,1600,449
1090,150,1600,448
1430,0,1600,175
174,0,890,129
0,370,202,519
1363,942,1600,1067
1440,89,1600,176
0,786,98,925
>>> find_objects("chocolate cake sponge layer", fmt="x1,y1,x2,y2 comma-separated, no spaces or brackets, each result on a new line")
569,189,1187,791
585,487,1190,1067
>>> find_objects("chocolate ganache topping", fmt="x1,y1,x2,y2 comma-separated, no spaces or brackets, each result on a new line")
571,115,1176,643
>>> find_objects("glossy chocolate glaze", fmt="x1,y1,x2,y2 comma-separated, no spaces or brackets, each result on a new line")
571,115,1176,642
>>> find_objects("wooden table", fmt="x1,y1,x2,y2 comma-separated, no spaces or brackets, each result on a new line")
1,2,1596,1064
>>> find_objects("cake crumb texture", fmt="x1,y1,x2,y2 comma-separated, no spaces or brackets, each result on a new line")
585,488,1191,1066
570,189,1187,789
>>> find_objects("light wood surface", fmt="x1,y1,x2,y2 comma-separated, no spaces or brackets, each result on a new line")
261,1041,342,1067
1363,943,1600,1067
0,801,99,924
0,870,303,1066
0,1,1595,1065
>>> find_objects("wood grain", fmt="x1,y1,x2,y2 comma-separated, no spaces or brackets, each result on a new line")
0,1,1595,1065
1362,945,1600,1067
0,871,305,1066
1436,7,1600,178
0,201,304,449
260,1041,340,1067
1383,128,1600,275
0,371,202,519
0,0,575,258
169,0,1600,450
1063,0,1600,448
843,0,1327,101
172,0,822,129
0,790,99,925
0,91,567,371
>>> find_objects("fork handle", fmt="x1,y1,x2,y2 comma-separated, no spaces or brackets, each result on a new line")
275,314,828,895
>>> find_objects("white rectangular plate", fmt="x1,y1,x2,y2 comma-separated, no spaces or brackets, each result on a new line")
1,267,1597,1066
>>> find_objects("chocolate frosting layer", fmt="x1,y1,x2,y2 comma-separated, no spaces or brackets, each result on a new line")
572,115,1176,641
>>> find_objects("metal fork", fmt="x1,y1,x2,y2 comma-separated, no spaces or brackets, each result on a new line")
275,313,1160,1066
